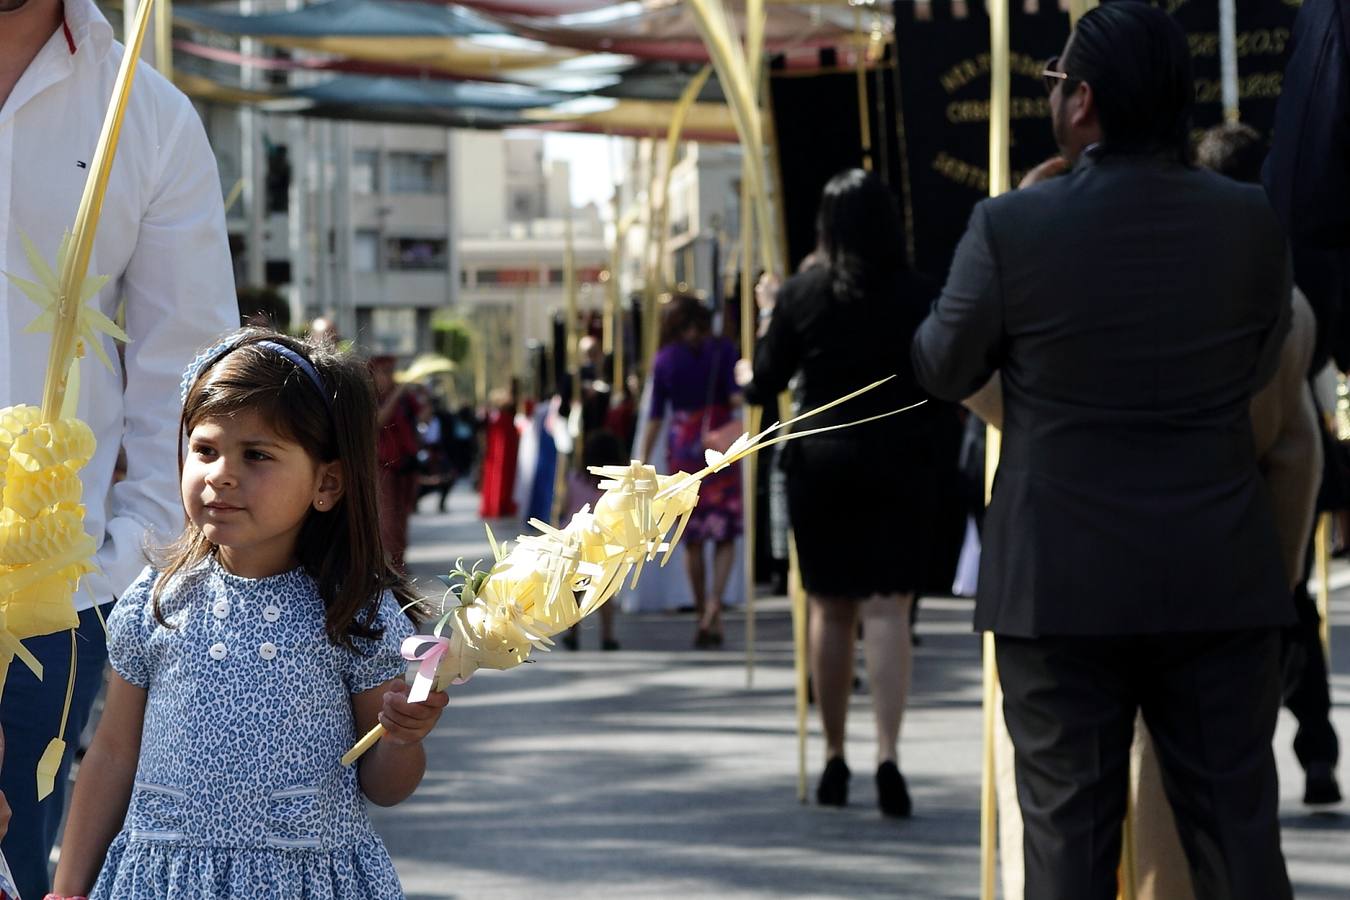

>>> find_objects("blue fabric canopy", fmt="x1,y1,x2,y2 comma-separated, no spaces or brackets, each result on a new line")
174,0,504,37
290,75,567,110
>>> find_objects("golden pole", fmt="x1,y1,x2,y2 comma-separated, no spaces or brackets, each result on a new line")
154,0,174,82
1121,809,1139,900
550,213,578,527
982,2,1011,898
741,161,759,689
740,0,771,690
654,66,714,292
854,10,873,172
604,193,621,362
1316,512,1332,663
786,392,809,802
687,0,778,277
641,140,661,372
1068,0,1098,27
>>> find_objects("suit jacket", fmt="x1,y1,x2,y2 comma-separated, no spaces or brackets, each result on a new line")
964,290,1319,593
913,151,1294,637
1263,0,1350,248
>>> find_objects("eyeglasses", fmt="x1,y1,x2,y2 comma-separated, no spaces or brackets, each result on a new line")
1041,56,1076,94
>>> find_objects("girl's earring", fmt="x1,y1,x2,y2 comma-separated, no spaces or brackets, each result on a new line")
316,499,326,509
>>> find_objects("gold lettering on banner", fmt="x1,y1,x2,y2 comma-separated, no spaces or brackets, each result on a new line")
931,152,1033,193
1193,71,1284,103
933,152,989,192
1188,29,1291,59
940,53,1048,95
945,96,1051,124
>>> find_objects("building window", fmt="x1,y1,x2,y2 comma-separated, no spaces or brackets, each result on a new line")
370,308,417,355
386,237,447,271
352,150,379,194
508,188,538,222
354,230,380,272
388,152,446,194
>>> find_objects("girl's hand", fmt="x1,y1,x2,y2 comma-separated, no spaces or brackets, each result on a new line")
378,681,449,746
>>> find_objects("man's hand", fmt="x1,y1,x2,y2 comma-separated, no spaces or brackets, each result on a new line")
1019,156,1070,190
377,681,449,746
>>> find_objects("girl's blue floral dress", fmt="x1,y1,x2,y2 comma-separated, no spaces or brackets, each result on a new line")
93,559,414,899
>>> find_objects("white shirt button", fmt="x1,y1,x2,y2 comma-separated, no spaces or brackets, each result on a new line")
209,642,228,661
263,605,281,623
212,600,230,619
259,642,277,661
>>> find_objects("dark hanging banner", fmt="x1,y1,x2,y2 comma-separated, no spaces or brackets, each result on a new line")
769,55,904,273
1121,0,1300,139
891,0,1068,282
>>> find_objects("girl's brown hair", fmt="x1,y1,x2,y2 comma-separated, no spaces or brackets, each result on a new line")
154,327,421,646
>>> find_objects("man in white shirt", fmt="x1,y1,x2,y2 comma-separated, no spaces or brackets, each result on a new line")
0,0,237,893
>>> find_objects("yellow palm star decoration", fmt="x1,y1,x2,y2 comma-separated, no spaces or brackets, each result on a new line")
0,0,157,799
8,232,129,374
341,377,924,766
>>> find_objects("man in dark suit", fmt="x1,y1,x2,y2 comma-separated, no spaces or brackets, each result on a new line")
1263,0,1350,249
912,5,1295,899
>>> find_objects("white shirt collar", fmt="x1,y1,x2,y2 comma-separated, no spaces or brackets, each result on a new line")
61,0,115,62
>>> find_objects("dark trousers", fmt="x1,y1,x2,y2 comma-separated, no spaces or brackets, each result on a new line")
1283,582,1339,770
997,629,1291,900
0,604,112,899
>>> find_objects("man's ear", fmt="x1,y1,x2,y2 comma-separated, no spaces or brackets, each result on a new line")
1071,81,1098,131
313,461,345,511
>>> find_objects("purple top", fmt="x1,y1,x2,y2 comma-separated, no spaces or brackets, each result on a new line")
649,336,740,415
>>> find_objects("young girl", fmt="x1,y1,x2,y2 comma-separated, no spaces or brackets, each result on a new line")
49,329,448,898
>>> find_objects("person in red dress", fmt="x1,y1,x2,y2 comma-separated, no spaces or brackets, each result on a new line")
478,387,521,519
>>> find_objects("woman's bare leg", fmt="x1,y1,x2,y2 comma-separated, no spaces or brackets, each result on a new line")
860,593,914,765
810,595,861,760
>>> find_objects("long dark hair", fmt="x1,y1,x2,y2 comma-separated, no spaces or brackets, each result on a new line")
657,292,713,348
815,168,903,303
154,327,421,647
1064,1,1194,162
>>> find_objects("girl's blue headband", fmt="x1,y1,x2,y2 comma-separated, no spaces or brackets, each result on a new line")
180,338,334,412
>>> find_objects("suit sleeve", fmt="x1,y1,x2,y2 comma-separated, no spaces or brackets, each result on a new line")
912,202,1005,401
1263,0,1350,247
101,99,238,597
743,291,802,405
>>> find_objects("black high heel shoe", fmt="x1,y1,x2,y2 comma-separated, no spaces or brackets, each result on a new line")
876,761,912,817
816,756,850,807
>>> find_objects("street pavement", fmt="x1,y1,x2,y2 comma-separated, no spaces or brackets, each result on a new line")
382,488,1350,899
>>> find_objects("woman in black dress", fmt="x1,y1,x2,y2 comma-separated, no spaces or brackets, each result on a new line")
741,169,938,816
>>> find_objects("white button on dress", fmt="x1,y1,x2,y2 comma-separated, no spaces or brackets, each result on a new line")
212,600,230,619
259,642,277,661
209,642,228,661
263,605,281,623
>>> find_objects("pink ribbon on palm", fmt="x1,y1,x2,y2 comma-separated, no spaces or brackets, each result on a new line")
401,635,450,703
